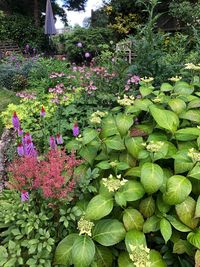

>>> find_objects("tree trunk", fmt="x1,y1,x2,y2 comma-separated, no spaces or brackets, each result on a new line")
34,0,40,26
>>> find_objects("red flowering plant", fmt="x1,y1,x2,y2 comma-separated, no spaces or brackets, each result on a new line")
8,149,84,202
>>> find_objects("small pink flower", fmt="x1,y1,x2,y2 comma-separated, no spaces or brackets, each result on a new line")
77,42,83,48
40,106,46,117
56,133,63,145
50,136,57,150
21,191,29,202
85,52,90,58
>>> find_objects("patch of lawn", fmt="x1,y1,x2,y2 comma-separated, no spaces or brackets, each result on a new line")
0,88,19,136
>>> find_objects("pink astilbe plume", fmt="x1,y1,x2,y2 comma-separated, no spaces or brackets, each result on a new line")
8,149,83,200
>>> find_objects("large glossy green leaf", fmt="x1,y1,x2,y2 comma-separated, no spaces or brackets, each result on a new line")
123,208,144,231
163,175,192,205
141,163,163,194
188,163,200,180
92,245,113,267
143,215,160,233
195,195,200,218
140,85,154,97
174,150,194,174
139,196,155,218
125,166,141,177
168,99,186,114
79,145,98,165
179,110,200,123
54,234,79,265
85,195,113,221
125,136,144,158
173,239,193,256
101,115,118,138
160,218,172,243
156,194,171,214
175,127,200,141
166,215,191,232
93,219,126,246
82,128,98,145
115,113,133,136
134,98,153,111
72,235,95,267
125,229,146,253
119,180,145,202
188,98,200,109
161,82,173,92
174,81,194,95
150,250,167,267
187,230,200,249
118,252,134,267
175,197,199,229
105,135,125,150
149,105,179,133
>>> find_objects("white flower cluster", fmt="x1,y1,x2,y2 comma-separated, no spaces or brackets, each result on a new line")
102,174,127,192
77,217,94,236
146,141,164,153
90,110,108,124
168,76,182,82
185,63,200,70
140,77,154,83
188,148,200,162
117,95,135,106
129,245,150,267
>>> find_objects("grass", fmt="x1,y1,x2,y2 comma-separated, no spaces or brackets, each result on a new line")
0,88,19,136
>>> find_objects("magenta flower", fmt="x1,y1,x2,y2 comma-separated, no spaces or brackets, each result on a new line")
25,132,32,142
85,52,90,58
18,128,23,136
56,134,63,145
77,42,83,48
131,75,140,84
12,112,20,129
21,191,29,202
17,143,24,157
24,139,37,157
50,136,57,150
73,123,79,137
40,106,46,117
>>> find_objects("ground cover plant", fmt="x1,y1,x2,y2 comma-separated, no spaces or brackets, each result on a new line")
1,62,200,266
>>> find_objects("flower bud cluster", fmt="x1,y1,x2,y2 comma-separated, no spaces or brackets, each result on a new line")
146,141,164,153
117,95,135,106
90,110,108,124
102,174,127,192
140,77,154,83
77,217,94,236
188,148,200,162
129,245,150,267
185,63,200,70
168,76,182,82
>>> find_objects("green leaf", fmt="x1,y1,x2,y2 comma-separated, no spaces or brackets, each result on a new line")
92,245,113,267
195,250,200,267
115,192,127,207
79,145,98,165
195,195,200,218
123,208,144,231
174,81,194,95
179,110,200,123
125,166,141,177
160,218,172,243
118,252,134,267
83,128,98,145
85,195,113,221
115,113,133,136
187,230,200,249
105,135,125,150
139,196,156,218
125,136,144,158
125,229,146,253
143,215,160,233
134,98,153,111
101,115,118,138
163,175,192,205
188,98,200,109
188,163,200,180
149,104,179,132
119,180,145,202
93,219,126,246
161,82,173,92
173,239,193,256
54,234,79,265
175,197,199,229
150,250,167,267
96,161,111,170
72,235,95,267
166,215,191,232
65,139,80,151
141,163,163,194
156,193,171,214
0,246,8,266
175,127,200,141
168,99,186,114
140,85,153,97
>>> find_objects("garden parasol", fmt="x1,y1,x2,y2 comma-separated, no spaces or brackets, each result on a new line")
45,0,56,41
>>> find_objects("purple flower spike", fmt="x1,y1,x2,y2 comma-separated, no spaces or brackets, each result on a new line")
18,128,23,136
73,123,79,137
50,136,57,150
17,143,24,157
56,134,63,145
12,112,20,129
21,191,29,202
24,139,36,157
40,106,46,117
